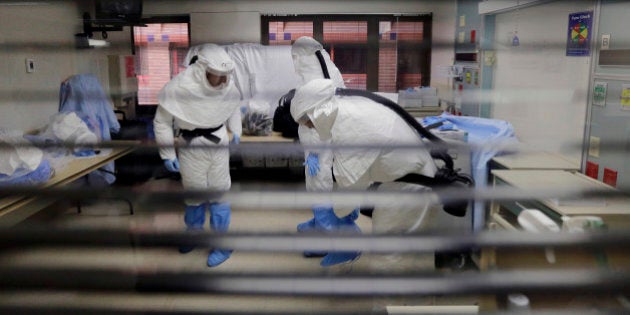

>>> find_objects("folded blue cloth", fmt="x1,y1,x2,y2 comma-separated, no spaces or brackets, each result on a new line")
0,159,52,187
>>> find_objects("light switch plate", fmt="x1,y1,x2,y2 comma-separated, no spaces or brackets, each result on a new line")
589,136,600,157
25,58,34,73
601,34,610,50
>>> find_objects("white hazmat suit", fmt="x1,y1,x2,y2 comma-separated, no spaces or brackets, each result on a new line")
291,78,442,269
153,44,242,267
291,78,438,189
292,36,344,193
290,37,363,265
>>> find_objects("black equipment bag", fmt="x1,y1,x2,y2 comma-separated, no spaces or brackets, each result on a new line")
111,110,163,185
273,89,299,139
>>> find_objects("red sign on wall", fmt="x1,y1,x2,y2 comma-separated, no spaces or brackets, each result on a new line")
125,56,135,78
585,161,599,179
603,168,618,187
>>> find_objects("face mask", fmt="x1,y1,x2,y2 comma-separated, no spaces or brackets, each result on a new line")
209,81,228,90
205,72,230,91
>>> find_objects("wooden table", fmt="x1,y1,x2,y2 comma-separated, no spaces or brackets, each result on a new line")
480,169,630,310
0,141,137,227
240,131,295,143
491,151,579,171
489,169,628,228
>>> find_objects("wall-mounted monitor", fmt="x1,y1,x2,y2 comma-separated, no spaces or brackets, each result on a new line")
95,0,143,23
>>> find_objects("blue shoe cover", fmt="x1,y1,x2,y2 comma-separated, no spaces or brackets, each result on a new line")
320,251,361,267
207,203,232,266
299,217,327,257
298,209,358,233
297,217,316,233
342,208,360,223
179,204,206,254
209,202,230,232
302,225,327,257
319,219,361,266
207,249,232,267
299,206,336,257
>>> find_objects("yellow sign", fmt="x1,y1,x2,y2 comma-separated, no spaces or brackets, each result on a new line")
622,84,630,110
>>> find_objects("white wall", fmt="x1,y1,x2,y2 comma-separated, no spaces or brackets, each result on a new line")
491,0,595,163
0,0,133,132
0,1,81,131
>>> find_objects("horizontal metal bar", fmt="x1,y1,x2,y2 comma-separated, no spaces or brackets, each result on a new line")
2,139,458,152
0,137,630,160
0,228,628,253
0,38,593,52
2,138,629,154
1,267,628,297
2,185,628,209
0,306,364,315
0,305,621,315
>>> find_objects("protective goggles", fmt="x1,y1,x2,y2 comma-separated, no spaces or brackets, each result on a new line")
206,67,233,77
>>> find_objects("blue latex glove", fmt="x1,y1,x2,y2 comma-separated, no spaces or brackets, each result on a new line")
422,116,445,126
437,122,456,131
303,152,320,177
231,134,240,145
74,149,96,157
164,158,180,173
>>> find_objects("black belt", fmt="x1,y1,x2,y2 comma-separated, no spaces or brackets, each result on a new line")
180,125,223,144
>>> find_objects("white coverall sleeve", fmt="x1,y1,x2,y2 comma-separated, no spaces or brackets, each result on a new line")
226,108,242,138
153,106,177,161
298,124,334,192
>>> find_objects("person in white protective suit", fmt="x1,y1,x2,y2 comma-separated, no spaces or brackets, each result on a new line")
290,36,361,264
153,44,242,267
291,78,443,267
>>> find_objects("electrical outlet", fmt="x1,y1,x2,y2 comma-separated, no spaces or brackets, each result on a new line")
25,58,35,73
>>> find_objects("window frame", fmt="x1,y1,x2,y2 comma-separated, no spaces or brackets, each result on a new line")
130,15,190,116
261,14,432,91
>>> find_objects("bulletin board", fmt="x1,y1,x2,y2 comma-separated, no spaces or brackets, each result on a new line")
583,0,630,189
595,0,630,74
586,78,630,188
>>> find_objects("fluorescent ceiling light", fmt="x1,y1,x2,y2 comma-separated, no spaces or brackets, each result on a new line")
87,39,110,48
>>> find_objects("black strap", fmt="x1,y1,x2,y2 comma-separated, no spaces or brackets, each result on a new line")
394,172,473,218
315,50,331,79
395,173,438,187
334,88,452,170
333,88,474,217
180,125,223,144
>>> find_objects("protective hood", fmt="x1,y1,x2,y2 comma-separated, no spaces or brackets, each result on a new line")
291,79,338,141
183,44,202,67
158,44,240,127
197,44,235,76
291,36,345,88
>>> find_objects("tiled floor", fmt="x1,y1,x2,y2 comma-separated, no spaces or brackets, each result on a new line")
0,170,478,314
